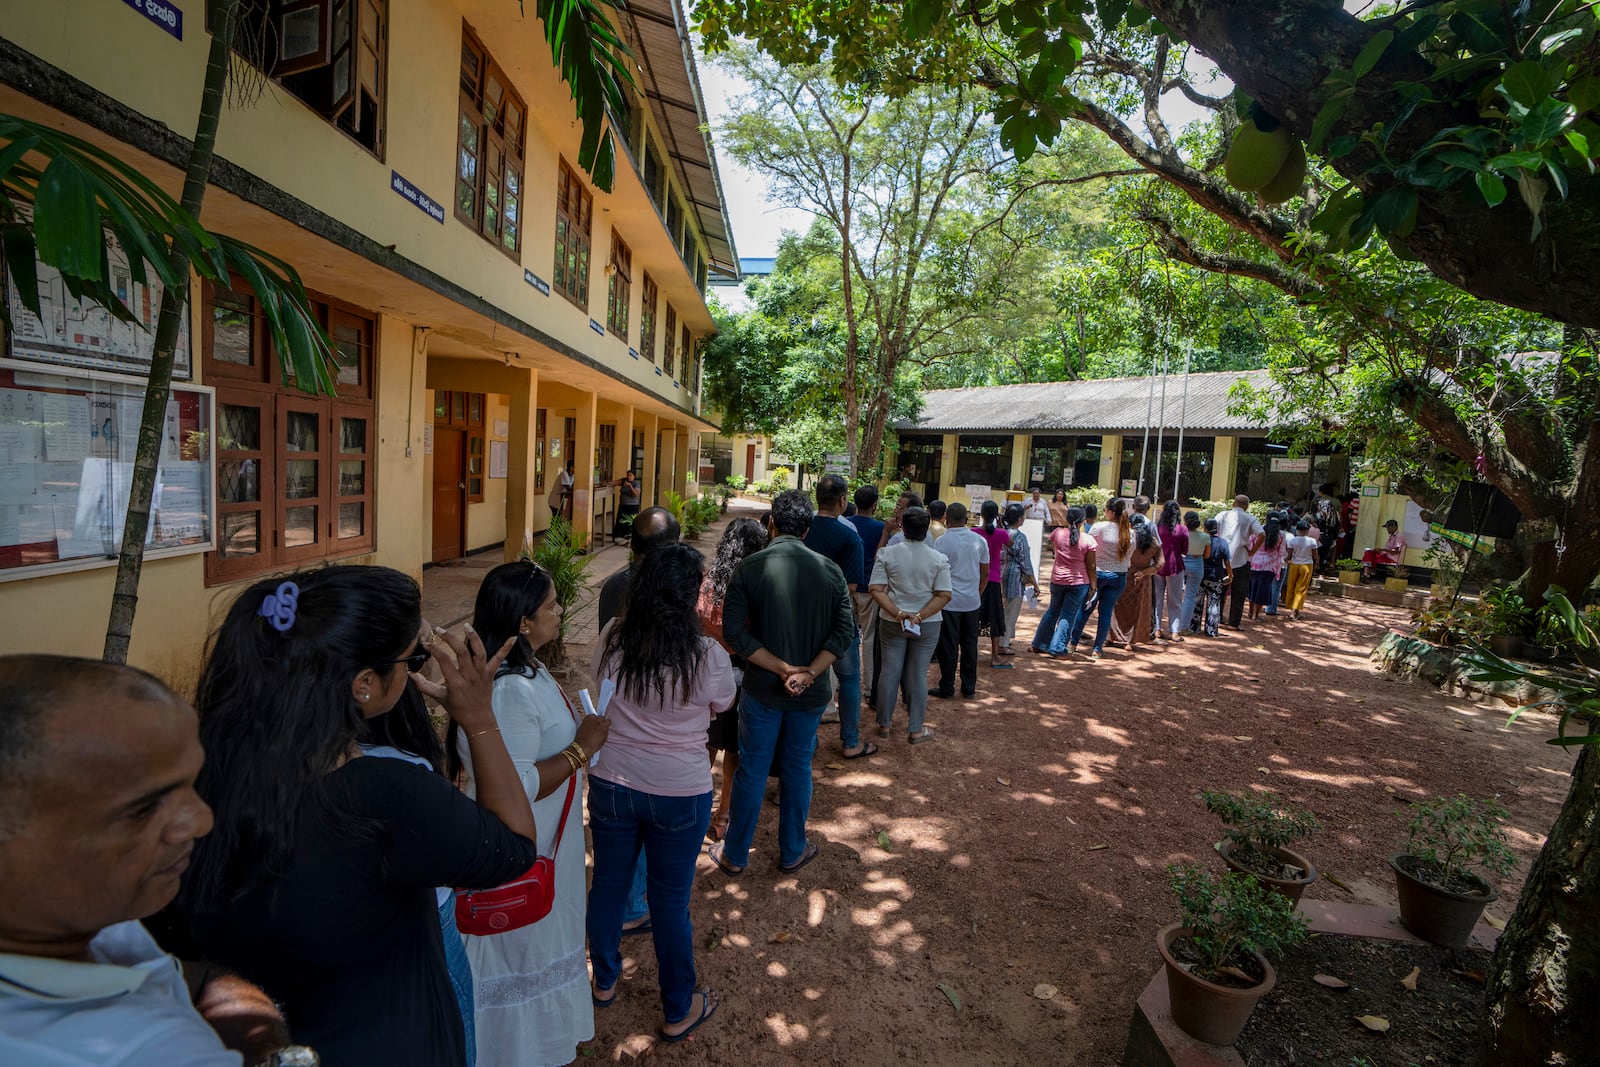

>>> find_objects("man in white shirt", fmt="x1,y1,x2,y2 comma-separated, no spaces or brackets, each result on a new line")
548,460,575,520
1214,495,1264,629
931,502,989,700
0,655,294,1067
1024,490,1050,522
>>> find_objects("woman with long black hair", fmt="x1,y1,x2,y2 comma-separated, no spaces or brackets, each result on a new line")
589,543,735,1043
975,499,1013,665
178,566,538,1067
1152,500,1191,642
453,560,611,1067
1068,497,1135,659
698,517,770,836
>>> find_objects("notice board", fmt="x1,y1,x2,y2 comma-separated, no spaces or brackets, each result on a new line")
0,363,213,579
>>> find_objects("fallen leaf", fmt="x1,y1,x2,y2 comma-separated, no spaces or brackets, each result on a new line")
1257,767,1272,775
1234,735,1253,742
1200,698,1215,704
936,982,962,1013
1031,983,1058,1000
1355,1015,1391,1032
1064,815,1077,825
1313,974,1349,989
770,931,792,944
1452,969,1486,985
877,830,893,850
1324,873,1352,892
824,762,845,770
997,777,1013,786
704,935,721,951
1088,844,1109,851
1484,913,1506,930
1400,966,1420,991
578,1047,597,1058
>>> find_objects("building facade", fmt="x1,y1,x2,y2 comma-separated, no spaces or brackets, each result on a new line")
0,0,735,681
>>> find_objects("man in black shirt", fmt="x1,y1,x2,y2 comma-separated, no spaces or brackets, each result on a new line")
596,506,680,629
803,474,867,753
711,491,854,876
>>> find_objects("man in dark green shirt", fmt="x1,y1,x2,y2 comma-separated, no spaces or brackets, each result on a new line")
710,490,854,876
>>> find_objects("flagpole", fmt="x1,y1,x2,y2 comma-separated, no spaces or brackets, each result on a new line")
1172,343,1193,503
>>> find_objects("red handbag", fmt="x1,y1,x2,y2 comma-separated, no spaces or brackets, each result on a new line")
455,772,577,935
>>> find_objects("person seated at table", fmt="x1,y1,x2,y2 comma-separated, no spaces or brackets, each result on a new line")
1361,519,1406,579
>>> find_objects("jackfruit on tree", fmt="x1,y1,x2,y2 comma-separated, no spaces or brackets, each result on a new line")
1225,119,1293,193
1257,140,1307,205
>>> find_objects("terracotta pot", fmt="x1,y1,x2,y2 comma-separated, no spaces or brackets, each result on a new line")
1217,840,1317,903
1488,634,1526,658
1390,853,1497,948
1338,570,1360,585
1156,923,1275,1047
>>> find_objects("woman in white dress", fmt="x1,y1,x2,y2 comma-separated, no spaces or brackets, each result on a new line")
450,561,611,1067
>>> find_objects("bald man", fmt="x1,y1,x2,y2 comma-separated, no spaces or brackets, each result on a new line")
0,655,296,1065
596,505,681,629
1214,494,1264,629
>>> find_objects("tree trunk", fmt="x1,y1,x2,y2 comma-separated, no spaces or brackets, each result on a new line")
103,0,236,663
1484,744,1600,1065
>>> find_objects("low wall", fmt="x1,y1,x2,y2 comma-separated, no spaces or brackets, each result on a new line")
1370,630,1566,707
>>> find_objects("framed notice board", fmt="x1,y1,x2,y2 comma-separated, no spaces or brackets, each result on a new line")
0,361,214,581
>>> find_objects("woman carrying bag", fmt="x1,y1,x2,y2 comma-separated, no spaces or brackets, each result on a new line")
451,561,611,1067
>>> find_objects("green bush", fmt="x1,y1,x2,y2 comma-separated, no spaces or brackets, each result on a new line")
1480,584,1531,637
1202,790,1320,859
1167,865,1308,977
1402,795,1516,887
725,474,748,491
522,516,592,666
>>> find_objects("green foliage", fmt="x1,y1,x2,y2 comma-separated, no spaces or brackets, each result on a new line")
1412,597,1489,646
527,0,635,190
725,474,748,491
1401,795,1517,887
1166,865,1309,975
1481,583,1533,637
522,516,593,659
1464,589,1600,748
1202,790,1320,855
769,466,791,490
1335,558,1362,571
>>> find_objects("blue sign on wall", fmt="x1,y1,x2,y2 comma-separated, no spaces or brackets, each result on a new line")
123,0,183,39
524,270,551,296
589,319,605,336
628,347,639,360
390,171,444,223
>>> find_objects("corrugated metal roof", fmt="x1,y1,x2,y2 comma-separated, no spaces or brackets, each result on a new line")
621,0,739,278
897,370,1276,433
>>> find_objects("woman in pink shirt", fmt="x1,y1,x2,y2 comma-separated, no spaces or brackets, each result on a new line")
589,543,735,1042
1030,505,1097,657
976,500,1014,664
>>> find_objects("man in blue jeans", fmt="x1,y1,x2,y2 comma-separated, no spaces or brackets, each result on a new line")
710,490,855,875
803,474,866,754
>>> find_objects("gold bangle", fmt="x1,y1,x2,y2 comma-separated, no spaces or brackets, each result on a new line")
469,726,501,740
562,750,581,774
568,740,588,764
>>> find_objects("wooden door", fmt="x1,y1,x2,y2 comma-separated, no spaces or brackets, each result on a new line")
432,428,465,562
745,443,756,481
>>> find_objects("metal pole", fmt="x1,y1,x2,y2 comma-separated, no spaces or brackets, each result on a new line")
1172,343,1192,503
1138,347,1158,494
1154,346,1170,499
1448,486,1492,611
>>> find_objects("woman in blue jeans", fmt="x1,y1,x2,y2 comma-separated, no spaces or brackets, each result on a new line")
588,544,736,1043
1069,497,1134,658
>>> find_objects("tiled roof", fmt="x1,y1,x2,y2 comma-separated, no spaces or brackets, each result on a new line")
896,370,1275,434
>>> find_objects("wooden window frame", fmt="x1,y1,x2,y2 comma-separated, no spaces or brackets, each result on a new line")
640,273,658,362
663,303,677,378
553,159,593,309
456,27,526,259
606,230,632,339
434,391,486,502
681,324,692,385
534,408,547,493
333,402,376,548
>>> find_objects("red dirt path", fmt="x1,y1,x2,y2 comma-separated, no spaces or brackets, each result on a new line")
567,587,1573,1065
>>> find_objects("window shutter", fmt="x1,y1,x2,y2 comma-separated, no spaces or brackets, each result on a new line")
273,0,334,76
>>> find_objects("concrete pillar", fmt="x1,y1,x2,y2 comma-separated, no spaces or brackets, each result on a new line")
639,413,660,506
572,390,598,548
938,433,958,502
659,425,678,504
1009,433,1031,491
617,403,635,483
505,366,541,560
687,431,703,496
1211,435,1239,503
673,425,692,499
1099,433,1123,492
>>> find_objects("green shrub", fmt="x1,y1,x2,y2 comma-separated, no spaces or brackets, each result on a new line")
1480,584,1531,637
1402,795,1516,887
522,516,592,666
725,474,748,491
1167,865,1308,977
1202,790,1320,859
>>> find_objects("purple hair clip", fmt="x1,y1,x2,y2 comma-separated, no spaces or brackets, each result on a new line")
258,581,300,633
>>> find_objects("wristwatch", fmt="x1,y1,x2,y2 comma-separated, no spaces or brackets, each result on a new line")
265,1048,319,1067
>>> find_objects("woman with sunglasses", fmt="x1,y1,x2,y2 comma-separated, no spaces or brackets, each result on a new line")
449,561,610,1067
176,566,539,1067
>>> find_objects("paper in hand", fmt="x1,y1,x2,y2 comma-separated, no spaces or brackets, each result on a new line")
902,618,922,636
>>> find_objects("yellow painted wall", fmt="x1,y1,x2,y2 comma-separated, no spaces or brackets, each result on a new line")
466,394,510,551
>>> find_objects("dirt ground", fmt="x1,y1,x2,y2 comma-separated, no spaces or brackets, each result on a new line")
559,517,1576,1066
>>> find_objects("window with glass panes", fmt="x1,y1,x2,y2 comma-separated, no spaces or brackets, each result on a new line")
680,324,691,384
598,423,615,483
606,230,632,338
640,274,658,361
554,159,593,308
534,409,547,492
204,280,376,584
456,29,526,257
663,304,677,377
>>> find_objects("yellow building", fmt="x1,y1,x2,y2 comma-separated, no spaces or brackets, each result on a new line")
0,0,733,682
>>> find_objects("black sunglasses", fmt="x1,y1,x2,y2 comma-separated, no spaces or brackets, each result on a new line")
393,645,432,672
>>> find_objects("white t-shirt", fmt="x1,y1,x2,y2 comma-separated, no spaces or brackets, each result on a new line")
0,921,241,1067
1024,497,1050,521
870,539,954,622
1286,535,1319,565
1215,507,1264,570
548,468,573,506
1088,520,1132,572
933,527,990,612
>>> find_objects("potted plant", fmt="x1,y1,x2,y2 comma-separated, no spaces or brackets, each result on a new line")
1157,865,1308,1047
1411,598,1486,647
1335,557,1362,585
1390,794,1515,948
1480,584,1531,658
1202,790,1320,902
1384,564,1411,594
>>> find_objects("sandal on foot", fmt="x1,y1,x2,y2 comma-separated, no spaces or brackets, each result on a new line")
621,917,653,938
778,841,821,873
843,742,879,760
707,817,728,842
660,989,720,1044
707,841,745,876
908,728,937,744
592,984,619,1009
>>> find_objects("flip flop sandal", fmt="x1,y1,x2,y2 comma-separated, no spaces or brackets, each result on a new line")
875,725,891,739
843,742,879,759
621,918,653,937
707,841,746,876
660,989,720,1044
778,841,821,873
592,985,619,1009
991,661,1015,669
908,728,937,744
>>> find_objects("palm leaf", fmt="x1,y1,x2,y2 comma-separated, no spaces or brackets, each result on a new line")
535,0,637,192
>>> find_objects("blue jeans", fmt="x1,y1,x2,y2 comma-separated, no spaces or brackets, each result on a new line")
624,853,649,924
586,776,711,1023
1045,583,1091,654
438,895,475,1067
725,692,822,868
1179,557,1204,633
833,628,862,751
1268,565,1288,614
1071,571,1129,652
